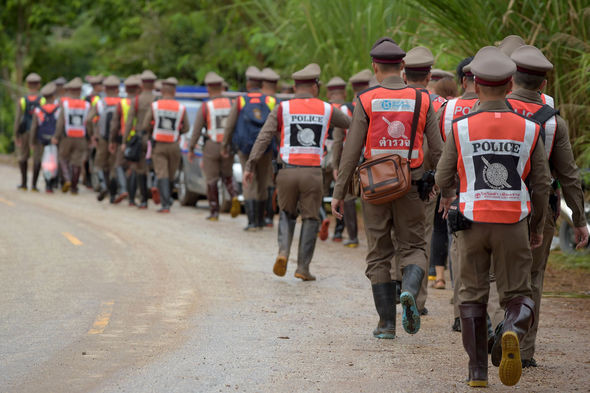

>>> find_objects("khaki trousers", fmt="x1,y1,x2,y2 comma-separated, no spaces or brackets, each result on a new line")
363,186,428,285
203,140,233,182
239,151,271,201
59,137,88,167
153,142,180,180
16,131,43,163
95,138,115,173
276,167,322,220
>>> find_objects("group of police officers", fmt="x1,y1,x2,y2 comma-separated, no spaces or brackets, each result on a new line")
12,34,589,388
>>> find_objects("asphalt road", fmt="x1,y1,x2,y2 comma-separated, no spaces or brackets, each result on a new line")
0,163,588,393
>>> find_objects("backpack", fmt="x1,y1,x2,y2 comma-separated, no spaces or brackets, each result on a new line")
18,95,42,134
233,94,271,155
37,106,58,145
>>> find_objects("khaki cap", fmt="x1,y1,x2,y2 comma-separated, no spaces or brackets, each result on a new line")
103,75,120,87
124,75,141,87
25,73,41,83
470,46,516,86
497,35,526,56
140,70,157,81
292,63,321,83
261,67,280,82
162,77,178,86
326,76,347,89
430,69,454,80
349,69,373,85
245,66,262,81
462,64,473,76
511,45,553,75
204,71,224,85
370,37,405,64
87,75,103,85
404,46,434,70
54,77,66,85
65,77,83,89
40,82,56,97
155,80,162,90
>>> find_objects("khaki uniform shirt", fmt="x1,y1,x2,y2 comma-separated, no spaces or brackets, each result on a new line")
244,92,351,173
124,90,155,141
332,75,444,200
434,100,551,235
508,88,586,227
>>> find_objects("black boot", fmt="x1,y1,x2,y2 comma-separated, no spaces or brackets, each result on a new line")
60,159,71,193
18,160,28,190
244,200,257,231
138,174,148,209
294,218,319,281
371,282,397,339
206,181,220,221
273,210,296,277
400,264,425,334
265,187,275,227
31,162,41,191
487,313,495,354
109,178,118,203
114,166,129,204
343,200,358,246
96,170,109,201
256,200,266,229
459,303,488,387
157,178,171,212
395,280,401,304
128,171,137,206
333,217,344,242
71,166,81,194
492,296,534,386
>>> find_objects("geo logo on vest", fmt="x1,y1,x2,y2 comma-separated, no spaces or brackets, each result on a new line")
372,99,415,113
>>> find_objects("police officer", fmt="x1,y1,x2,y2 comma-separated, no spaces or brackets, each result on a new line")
29,82,58,192
86,75,104,106
89,75,121,203
14,72,44,190
332,38,443,339
124,70,157,209
428,69,454,92
109,75,142,205
141,77,190,213
326,76,357,245
54,77,67,102
51,77,91,194
348,69,372,97
507,45,589,368
222,66,276,231
188,71,240,221
245,63,351,281
435,46,551,387
261,67,280,96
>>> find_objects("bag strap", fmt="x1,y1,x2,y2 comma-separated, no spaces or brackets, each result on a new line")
406,88,422,163
531,104,559,125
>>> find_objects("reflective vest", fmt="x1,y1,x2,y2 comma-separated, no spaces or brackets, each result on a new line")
440,97,479,141
507,98,557,159
359,86,429,168
454,111,540,224
19,95,45,133
152,99,186,143
331,102,352,142
430,93,446,113
119,98,132,137
238,93,276,111
541,93,554,108
278,98,333,166
63,99,90,138
96,96,121,139
205,97,232,142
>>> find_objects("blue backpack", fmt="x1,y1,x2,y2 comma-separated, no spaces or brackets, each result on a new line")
37,105,58,145
233,93,272,155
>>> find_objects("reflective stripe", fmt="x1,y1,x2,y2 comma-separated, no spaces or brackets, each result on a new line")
541,94,554,108
442,98,458,139
543,115,557,157
120,98,131,136
456,118,475,220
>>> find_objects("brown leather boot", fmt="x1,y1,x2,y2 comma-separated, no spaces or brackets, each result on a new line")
71,166,81,194
222,176,240,218
206,181,220,221
459,303,488,387
18,160,28,190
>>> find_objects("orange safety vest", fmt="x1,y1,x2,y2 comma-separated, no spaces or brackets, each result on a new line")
440,97,479,141
151,99,186,143
331,102,352,142
507,98,557,159
454,110,540,224
63,99,90,138
430,94,446,113
359,86,429,168
541,93,554,108
34,103,58,123
278,98,333,166
205,97,232,142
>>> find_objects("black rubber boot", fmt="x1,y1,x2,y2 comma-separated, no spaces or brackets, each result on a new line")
294,218,319,281
32,162,41,191
265,187,275,227
333,217,344,242
395,280,401,304
371,282,397,339
138,174,148,209
459,303,489,387
71,166,81,194
108,178,118,203
343,200,358,242
487,313,495,354
273,210,296,277
206,181,220,221
157,178,171,212
400,264,425,334
256,200,266,229
128,171,137,206
243,200,257,231
96,170,109,201
114,166,129,204
18,160,28,190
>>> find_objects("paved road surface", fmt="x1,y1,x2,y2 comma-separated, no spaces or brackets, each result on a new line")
0,164,588,392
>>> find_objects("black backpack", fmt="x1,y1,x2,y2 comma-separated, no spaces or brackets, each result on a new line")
37,106,58,145
18,95,42,134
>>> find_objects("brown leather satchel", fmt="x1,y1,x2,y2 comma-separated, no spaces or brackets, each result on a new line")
357,88,422,205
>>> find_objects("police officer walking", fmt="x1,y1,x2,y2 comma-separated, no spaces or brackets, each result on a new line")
29,82,58,192
331,38,443,339
141,77,190,213
245,63,350,281
435,46,551,387
188,71,240,221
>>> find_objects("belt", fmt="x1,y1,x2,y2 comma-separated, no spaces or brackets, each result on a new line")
278,163,319,170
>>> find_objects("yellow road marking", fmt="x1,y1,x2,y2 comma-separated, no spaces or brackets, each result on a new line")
88,301,115,335
62,232,83,246
0,197,15,206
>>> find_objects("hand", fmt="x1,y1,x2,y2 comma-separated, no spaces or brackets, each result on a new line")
429,184,440,201
220,147,229,159
188,151,194,163
574,226,590,250
439,195,456,220
108,143,116,154
530,233,543,249
331,198,344,220
51,137,58,145
332,169,338,181
243,170,254,187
